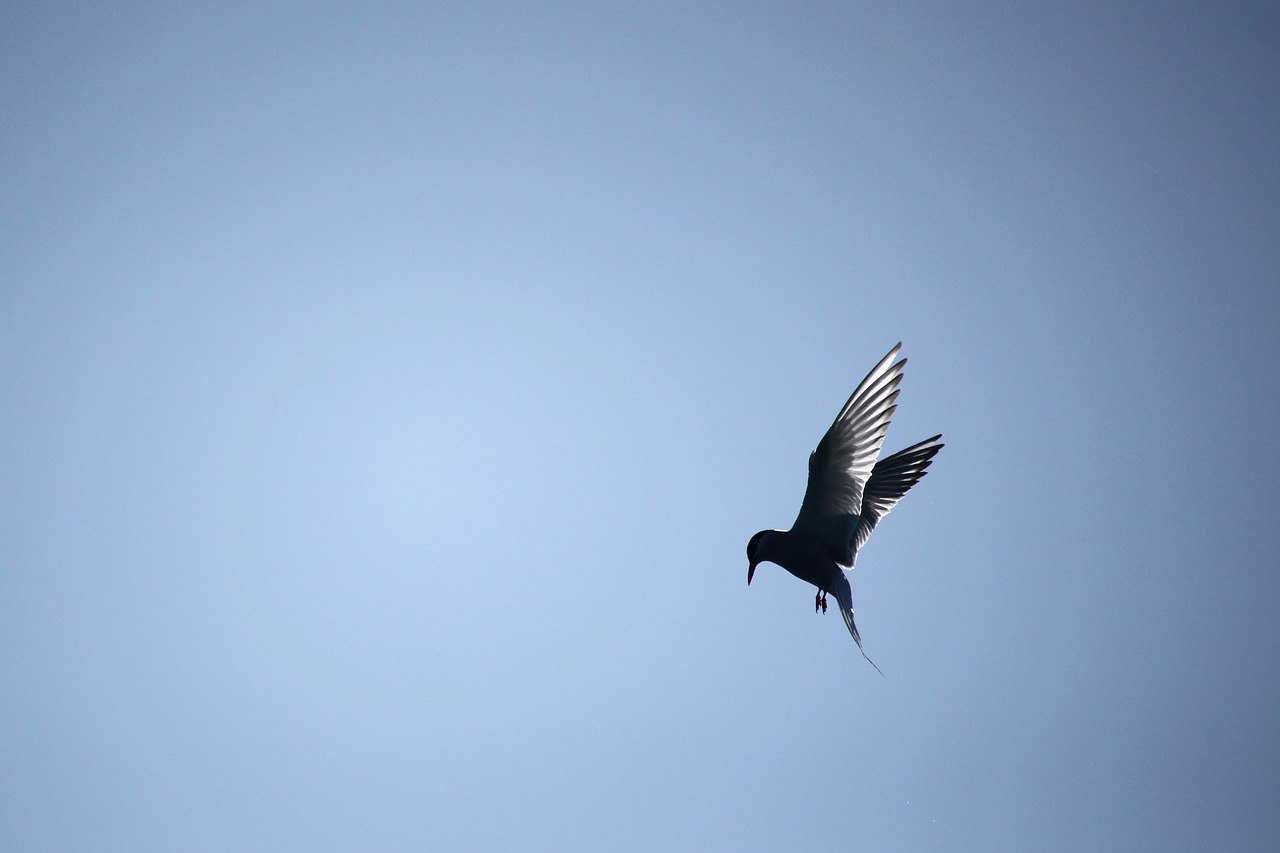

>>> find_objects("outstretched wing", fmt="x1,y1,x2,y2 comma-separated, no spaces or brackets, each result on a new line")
791,344,905,562
851,435,944,553
829,571,883,675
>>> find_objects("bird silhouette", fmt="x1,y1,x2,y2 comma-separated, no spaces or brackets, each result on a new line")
747,343,942,672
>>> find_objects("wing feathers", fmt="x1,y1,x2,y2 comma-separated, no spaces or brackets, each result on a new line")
791,344,906,558
851,434,944,553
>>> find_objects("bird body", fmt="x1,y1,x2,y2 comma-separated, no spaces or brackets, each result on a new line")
747,343,942,672
748,529,843,594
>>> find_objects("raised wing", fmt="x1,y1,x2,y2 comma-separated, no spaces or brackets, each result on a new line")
829,571,883,675
791,343,905,562
851,434,944,553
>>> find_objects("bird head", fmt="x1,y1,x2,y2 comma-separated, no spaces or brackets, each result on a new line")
746,530,770,585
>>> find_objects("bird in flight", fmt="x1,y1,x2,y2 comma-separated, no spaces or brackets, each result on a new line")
746,343,942,672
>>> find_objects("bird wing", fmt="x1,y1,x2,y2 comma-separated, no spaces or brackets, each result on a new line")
829,571,882,675
791,343,905,563
851,434,944,554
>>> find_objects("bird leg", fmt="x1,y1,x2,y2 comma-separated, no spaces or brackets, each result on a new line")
815,590,828,614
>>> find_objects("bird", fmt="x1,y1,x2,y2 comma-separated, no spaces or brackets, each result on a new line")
746,343,942,672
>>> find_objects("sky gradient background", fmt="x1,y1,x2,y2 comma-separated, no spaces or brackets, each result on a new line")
4,2,1279,850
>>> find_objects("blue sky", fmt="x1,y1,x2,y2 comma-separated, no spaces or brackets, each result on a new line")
3,2,1279,850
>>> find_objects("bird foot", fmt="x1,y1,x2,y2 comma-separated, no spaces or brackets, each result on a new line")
815,591,828,614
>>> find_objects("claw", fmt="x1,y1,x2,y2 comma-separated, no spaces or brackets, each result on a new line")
821,591,828,614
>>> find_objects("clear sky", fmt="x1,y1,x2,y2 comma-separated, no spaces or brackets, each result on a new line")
3,2,1279,850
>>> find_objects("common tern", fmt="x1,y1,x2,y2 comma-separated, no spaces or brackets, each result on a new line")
746,343,942,672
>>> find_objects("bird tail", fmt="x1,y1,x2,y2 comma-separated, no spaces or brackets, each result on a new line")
830,573,884,676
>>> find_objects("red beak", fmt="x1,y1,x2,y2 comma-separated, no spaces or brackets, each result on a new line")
747,561,758,585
